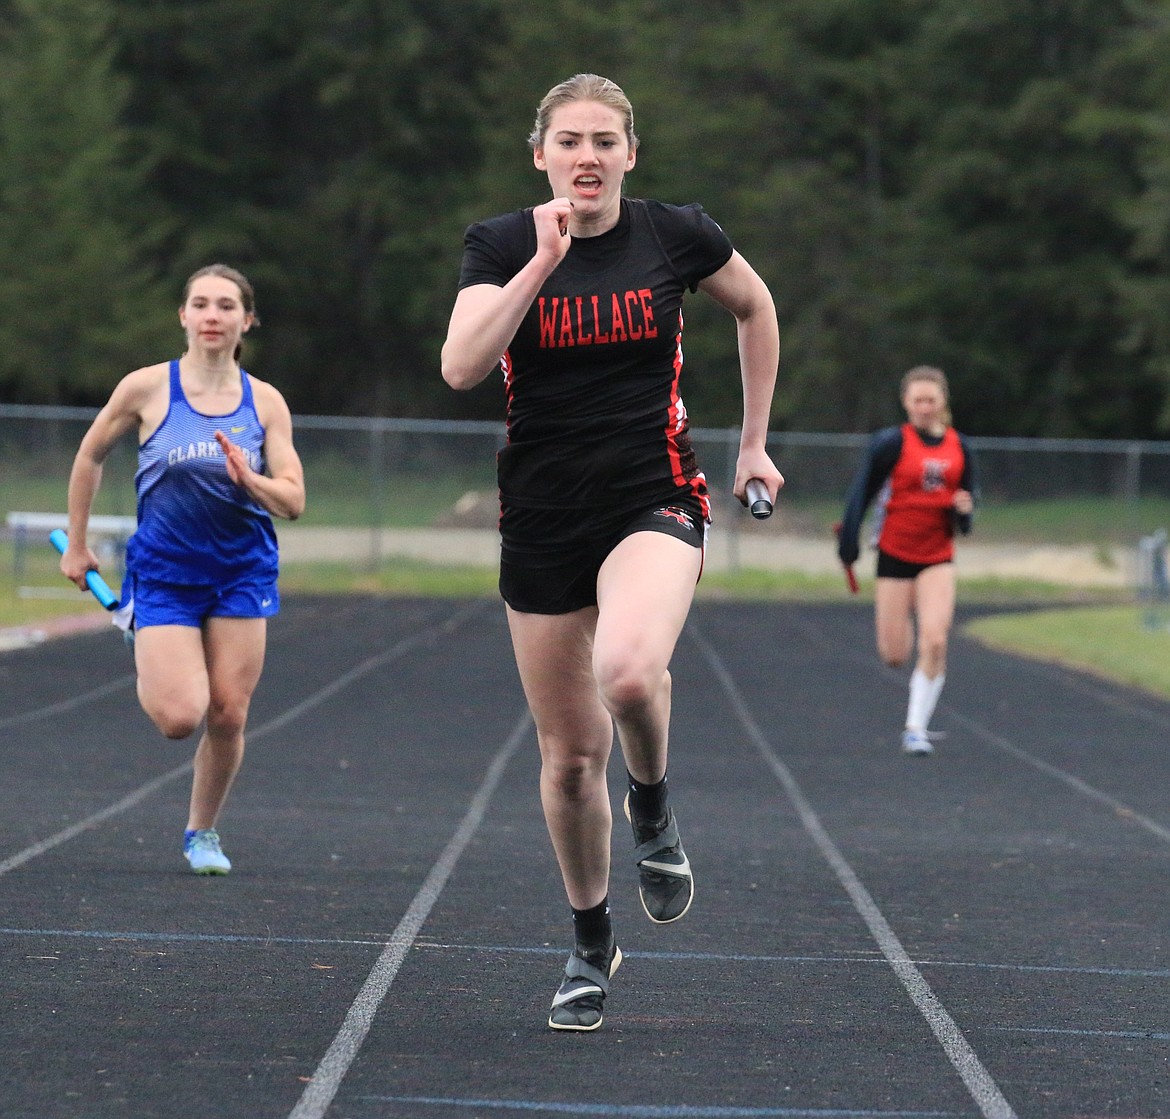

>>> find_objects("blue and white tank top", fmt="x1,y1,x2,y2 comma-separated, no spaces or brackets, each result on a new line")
125,359,279,585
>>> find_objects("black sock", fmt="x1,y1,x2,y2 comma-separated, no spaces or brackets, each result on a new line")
572,897,613,963
627,770,668,826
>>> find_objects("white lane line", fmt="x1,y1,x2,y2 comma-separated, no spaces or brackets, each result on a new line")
0,603,486,877
0,675,136,731
287,707,531,1119
689,621,1018,1119
7,930,1169,981
788,603,1170,845
942,707,1170,844
0,596,368,732
0,759,194,876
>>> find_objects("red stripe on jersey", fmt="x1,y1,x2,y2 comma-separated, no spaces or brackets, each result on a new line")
501,348,515,440
662,310,710,521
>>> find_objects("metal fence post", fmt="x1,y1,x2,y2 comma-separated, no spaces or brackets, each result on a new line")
369,422,384,571
724,429,741,573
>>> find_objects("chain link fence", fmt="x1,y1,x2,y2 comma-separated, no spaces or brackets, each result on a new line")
5,404,1170,588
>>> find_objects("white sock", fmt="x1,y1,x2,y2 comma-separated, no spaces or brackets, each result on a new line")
906,668,945,731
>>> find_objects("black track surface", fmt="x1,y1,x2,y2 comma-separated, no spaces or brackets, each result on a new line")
2,595,1168,1119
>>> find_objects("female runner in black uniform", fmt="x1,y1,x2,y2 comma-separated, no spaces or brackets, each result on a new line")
442,73,782,1031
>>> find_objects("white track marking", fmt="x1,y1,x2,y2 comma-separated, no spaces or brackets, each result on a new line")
689,621,1019,1119
287,708,531,1119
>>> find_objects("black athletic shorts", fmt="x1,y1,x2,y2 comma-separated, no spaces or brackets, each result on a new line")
499,494,707,615
875,548,950,580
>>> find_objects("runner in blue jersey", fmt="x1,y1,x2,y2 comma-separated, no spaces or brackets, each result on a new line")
60,264,305,875
442,74,783,1031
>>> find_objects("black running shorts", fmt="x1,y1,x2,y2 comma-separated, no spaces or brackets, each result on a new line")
875,548,949,580
500,495,707,615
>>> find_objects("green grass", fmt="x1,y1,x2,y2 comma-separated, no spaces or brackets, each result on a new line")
295,469,497,528
278,560,499,599
0,552,1125,629
784,495,1170,546
4,528,1166,706
964,604,1170,699
8,448,1170,541
0,541,507,629
971,496,1169,545
0,454,497,530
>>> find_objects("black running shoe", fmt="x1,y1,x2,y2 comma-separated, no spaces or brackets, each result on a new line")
624,794,693,924
548,943,623,1031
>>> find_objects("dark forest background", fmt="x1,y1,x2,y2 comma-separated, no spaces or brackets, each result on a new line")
1,0,1169,438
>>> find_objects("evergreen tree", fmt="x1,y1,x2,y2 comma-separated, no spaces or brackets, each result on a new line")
897,0,1165,436
112,0,500,416
0,0,171,403
3,0,1165,435
1105,2,1170,428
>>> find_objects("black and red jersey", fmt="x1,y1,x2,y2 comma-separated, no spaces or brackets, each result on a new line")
457,197,733,516
838,423,977,566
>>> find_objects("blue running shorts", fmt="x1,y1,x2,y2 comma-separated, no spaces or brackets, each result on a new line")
123,572,280,630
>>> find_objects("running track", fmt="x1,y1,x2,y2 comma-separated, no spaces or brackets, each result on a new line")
1,595,1168,1118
